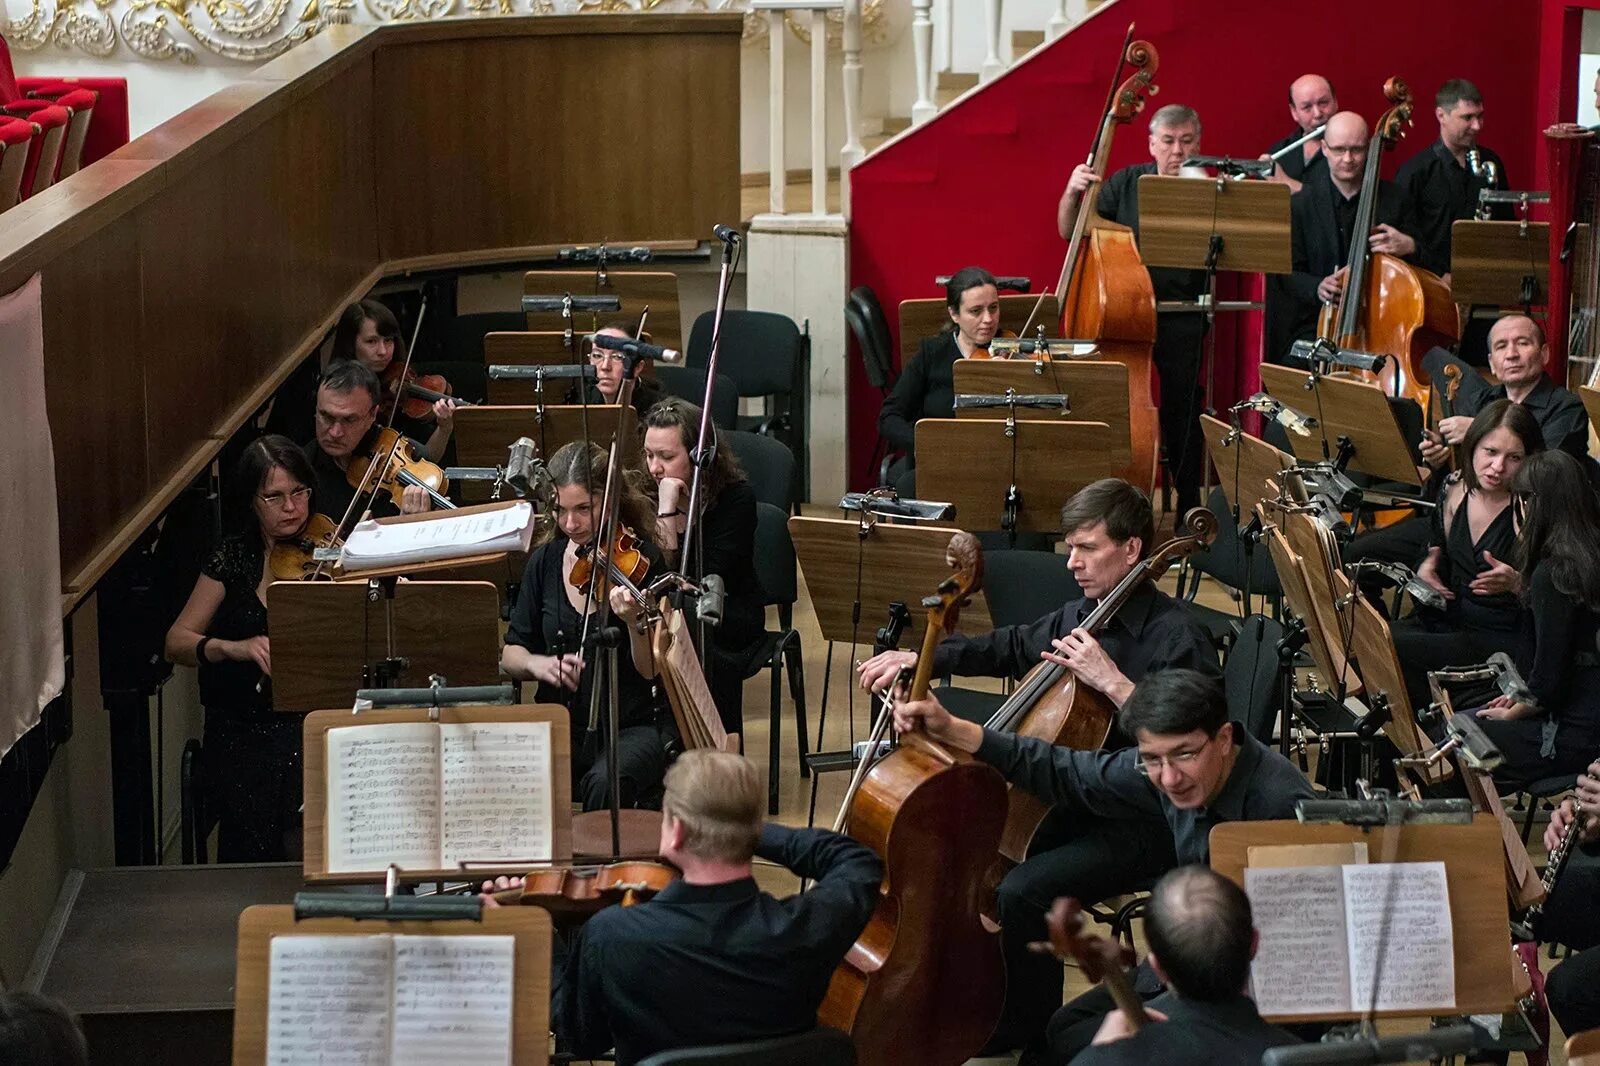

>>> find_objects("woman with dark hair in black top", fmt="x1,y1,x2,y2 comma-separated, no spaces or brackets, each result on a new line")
876,266,1000,487
329,299,457,461
1392,399,1543,708
642,396,762,735
164,434,316,861
500,441,677,810
1461,449,1600,782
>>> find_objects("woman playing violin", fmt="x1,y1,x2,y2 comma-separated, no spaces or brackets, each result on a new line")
501,441,678,810
876,266,1000,490
330,299,456,462
163,434,313,861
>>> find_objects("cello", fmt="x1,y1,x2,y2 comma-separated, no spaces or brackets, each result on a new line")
985,509,1216,881
819,531,1009,1066
1316,78,1457,401
1035,28,1161,491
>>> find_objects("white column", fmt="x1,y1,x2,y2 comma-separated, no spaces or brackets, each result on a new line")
809,8,827,216
767,7,787,216
910,0,936,125
980,0,1004,83
1046,0,1069,39
839,0,864,215
938,0,953,72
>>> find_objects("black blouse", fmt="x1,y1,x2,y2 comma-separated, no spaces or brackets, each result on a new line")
1519,563,1600,757
689,480,764,647
1429,481,1519,633
505,535,671,730
878,332,961,455
198,534,273,714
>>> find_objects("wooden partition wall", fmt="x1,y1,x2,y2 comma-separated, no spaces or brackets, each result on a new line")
0,15,741,613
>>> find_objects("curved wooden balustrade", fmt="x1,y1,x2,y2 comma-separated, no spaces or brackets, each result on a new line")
0,14,741,613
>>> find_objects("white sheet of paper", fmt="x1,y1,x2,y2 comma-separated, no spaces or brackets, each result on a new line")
439,721,554,867
326,723,441,874
391,935,515,1065
266,935,393,1066
341,503,534,569
1344,861,1456,1012
1245,864,1353,1016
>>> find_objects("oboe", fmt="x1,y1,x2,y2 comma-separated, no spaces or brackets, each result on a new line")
1524,810,1584,929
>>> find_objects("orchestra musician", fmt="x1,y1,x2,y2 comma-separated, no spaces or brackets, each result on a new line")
1065,866,1299,1066
1058,105,1209,514
1455,450,1600,783
641,397,762,735
301,361,433,529
890,670,1315,1063
566,319,667,417
1540,775,1600,1038
876,266,1000,491
329,299,457,462
483,750,882,1066
1394,401,1540,710
1265,110,1420,362
1263,74,1338,194
163,435,315,862
500,440,677,810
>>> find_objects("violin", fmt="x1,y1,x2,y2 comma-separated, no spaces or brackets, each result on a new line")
1438,363,1465,470
491,860,677,920
381,362,463,423
1036,897,1149,1031
569,528,652,608
351,426,455,512
268,513,341,581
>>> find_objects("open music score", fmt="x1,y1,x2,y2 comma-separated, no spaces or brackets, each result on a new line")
304,705,573,883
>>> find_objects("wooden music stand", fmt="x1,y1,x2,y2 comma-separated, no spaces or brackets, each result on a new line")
1201,414,1295,523
896,293,1060,366
301,704,572,883
1258,496,1352,693
1450,220,1550,307
484,330,581,364
1578,384,1600,436
1259,364,1422,486
453,404,637,470
653,604,740,754
953,359,1130,435
233,903,551,1065
1210,815,1517,1022
915,419,1123,534
268,581,501,714
1135,174,1293,275
523,269,683,350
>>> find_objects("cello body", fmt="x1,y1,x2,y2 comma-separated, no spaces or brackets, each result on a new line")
1318,251,1457,399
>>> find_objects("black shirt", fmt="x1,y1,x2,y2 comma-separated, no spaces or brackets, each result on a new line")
565,375,666,419
878,332,961,455
505,535,671,731
1421,348,1591,461
1095,162,1208,302
690,480,764,647
974,723,1317,864
198,534,273,714
1267,128,1328,186
1428,480,1520,633
303,428,411,533
931,581,1220,686
1394,139,1509,276
1069,993,1299,1066
1520,563,1600,758
555,824,883,1066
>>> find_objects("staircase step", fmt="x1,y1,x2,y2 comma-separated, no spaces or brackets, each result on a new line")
936,71,979,92
1012,29,1045,54
882,115,912,135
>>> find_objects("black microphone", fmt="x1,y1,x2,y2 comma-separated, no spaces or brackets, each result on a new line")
592,331,682,364
697,574,726,627
712,223,742,245
504,437,536,496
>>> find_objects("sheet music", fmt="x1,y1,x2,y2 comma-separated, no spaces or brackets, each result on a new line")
1344,861,1456,1011
341,503,534,570
1245,865,1352,1016
391,935,515,1065
439,722,554,867
266,935,393,1066
326,723,441,874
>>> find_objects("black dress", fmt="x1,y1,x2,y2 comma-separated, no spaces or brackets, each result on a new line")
877,332,961,469
505,535,678,810
688,480,764,736
198,534,304,862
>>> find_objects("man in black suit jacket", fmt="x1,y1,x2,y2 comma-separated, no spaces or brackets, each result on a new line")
1265,111,1421,362
1264,73,1338,194
1065,865,1299,1066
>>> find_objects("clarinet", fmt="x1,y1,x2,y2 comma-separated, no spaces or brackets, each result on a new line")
1524,812,1582,930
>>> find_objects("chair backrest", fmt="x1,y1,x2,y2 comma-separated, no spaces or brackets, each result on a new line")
686,310,802,398
637,1026,855,1066
725,430,795,511
53,88,96,179
0,118,33,212
15,104,68,198
450,311,532,362
1223,614,1285,744
656,366,739,430
847,285,894,389
752,501,797,608
981,549,1081,627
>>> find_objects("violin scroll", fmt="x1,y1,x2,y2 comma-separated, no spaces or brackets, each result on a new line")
1037,897,1135,982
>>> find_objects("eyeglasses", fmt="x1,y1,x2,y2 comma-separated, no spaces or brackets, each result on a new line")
1135,734,1214,777
1324,145,1365,157
259,486,312,509
588,351,624,365
315,410,370,429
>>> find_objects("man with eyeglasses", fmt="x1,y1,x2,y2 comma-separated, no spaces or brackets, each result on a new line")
1265,110,1421,363
303,359,433,531
892,669,1314,1065
565,321,666,417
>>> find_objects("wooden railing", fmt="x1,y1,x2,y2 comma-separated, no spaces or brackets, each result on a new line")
0,14,741,613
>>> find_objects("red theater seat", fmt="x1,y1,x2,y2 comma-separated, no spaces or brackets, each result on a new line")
38,87,96,178
0,116,35,211
4,101,69,198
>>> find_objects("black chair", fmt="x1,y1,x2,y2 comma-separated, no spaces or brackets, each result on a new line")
636,1026,855,1066
847,286,896,393
1176,487,1282,643
1513,774,1580,843
726,502,808,814
655,366,739,430
180,738,214,865
1223,614,1286,745
447,311,528,363
725,430,796,512
686,310,809,495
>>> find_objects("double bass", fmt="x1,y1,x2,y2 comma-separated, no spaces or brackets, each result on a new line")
1039,28,1161,492
819,532,1009,1066
1316,78,1457,401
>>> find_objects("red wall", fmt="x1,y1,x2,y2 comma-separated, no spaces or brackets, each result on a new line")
846,0,1562,488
